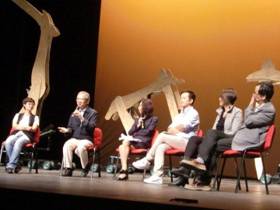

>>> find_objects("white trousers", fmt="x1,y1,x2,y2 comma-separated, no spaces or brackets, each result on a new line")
63,138,93,169
146,132,188,177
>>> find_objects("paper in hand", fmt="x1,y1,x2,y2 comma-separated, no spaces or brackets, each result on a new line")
118,133,142,142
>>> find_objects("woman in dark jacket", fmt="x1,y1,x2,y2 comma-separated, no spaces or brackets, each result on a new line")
118,98,158,180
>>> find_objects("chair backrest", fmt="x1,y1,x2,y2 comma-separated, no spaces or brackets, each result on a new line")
93,127,103,148
196,129,203,137
150,129,159,146
263,124,276,151
33,128,41,144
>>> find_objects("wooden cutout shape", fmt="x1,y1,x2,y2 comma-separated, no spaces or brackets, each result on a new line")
105,69,184,133
246,60,280,85
12,0,60,116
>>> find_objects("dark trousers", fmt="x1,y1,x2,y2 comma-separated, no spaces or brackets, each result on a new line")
183,129,233,184
185,129,232,163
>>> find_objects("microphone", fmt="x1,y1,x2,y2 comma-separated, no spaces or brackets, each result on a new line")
72,107,80,117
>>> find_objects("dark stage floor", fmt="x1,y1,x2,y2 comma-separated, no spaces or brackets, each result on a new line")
0,167,280,210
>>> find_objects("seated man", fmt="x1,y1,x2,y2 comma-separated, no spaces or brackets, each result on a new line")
172,88,242,187
181,82,275,190
132,91,200,185
58,91,98,177
4,97,39,174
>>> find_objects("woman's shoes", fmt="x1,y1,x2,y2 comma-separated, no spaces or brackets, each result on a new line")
117,169,128,181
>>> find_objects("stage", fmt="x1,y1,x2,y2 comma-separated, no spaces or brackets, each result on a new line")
0,167,280,210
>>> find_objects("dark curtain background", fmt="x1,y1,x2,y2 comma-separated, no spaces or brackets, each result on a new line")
0,0,101,161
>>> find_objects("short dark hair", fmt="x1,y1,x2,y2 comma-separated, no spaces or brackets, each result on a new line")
22,97,35,105
140,98,154,117
181,90,196,105
221,88,237,105
257,82,274,101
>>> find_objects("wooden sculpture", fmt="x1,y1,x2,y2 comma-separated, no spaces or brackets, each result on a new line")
246,60,280,85
105,69,185,133
12,0,60,116
246,60,279,180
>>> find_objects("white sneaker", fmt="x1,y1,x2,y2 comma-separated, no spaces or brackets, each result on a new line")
144,175,163,185
132,157,151,170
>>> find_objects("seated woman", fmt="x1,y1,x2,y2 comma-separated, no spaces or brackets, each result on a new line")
4,97,39,174
172,88,243,189
117,98,158,181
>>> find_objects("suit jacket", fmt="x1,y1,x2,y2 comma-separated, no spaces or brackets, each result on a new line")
212,106,243,136
231,102,275,151
67,107,98,141
128,116,158,146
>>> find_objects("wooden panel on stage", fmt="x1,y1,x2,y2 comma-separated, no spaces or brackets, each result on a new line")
0,168,280,209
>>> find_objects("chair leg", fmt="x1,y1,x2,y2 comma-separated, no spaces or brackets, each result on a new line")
242,158,248,192
35,153,38,174
260,154,269,195
29,150,34,173
91,149,96,179
217,158,227,191
113,156,120,179
98,150,101,178
234,158,241,190
235,156,245,193
60,157,64,176
0,144,4,164
169,155,173,182
213,155,221,190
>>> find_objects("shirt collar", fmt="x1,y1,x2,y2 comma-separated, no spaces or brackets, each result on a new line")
181,106,193,113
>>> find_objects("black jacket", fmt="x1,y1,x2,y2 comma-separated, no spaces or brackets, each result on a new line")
67,107,98,141
128,116,158,145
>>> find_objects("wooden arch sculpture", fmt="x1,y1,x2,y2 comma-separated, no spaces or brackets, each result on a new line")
105,69,185,133
12,0,60,116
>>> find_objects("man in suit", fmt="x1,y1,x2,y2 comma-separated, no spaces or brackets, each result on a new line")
58,91,98,177
181,82,275,191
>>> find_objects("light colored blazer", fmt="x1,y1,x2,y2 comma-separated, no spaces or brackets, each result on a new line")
231,102,276,151
212,106,243,136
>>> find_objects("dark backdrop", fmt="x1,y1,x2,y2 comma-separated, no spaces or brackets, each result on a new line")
0,0,101,161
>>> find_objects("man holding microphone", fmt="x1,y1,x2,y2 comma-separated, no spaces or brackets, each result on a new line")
58,91,98,177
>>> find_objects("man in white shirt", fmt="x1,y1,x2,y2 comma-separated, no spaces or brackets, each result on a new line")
133,91,200,184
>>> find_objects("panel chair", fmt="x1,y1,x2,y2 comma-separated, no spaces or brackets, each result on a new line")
114,129,159,179
214,124,276,195
164,129,204,182
0,128,41,173
60,127,103,178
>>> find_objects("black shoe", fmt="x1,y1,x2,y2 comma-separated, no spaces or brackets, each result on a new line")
117,169,128,181
62,168,73,177
81,168,89,177
171,166,190,178
169,176,189,187
14,165,22,174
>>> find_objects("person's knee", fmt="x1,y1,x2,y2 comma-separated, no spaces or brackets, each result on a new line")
205,129,217,137
77,145,87,154
156,144,168,154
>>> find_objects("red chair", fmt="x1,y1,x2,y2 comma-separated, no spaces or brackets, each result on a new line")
0,128,41,173
114,129,159,178
88,127,103,178
165,129,204,182
215,124,276,194
60,127,103,178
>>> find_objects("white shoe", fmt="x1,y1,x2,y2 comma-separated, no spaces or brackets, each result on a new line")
144,175,163,185
132,157,151,170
